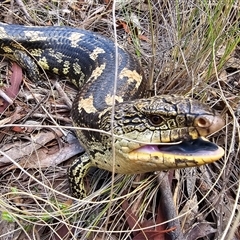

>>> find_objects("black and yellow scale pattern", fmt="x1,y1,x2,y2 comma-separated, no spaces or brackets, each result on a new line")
0,23,225,198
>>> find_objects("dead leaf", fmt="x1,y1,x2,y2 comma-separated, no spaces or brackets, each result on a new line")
0,63,23,112
122,198,175,240
118,20,131,34
138,34,150,42
11,126,25,133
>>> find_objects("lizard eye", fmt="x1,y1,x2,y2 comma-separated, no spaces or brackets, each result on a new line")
148,115,163,126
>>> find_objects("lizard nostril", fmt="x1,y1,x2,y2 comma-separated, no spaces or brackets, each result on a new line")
194,114,225,137
195,116,211,128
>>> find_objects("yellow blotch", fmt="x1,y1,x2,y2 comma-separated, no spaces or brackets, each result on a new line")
79,95,97,114
53,68,59,74
73,62,82,74
2,46,13,53
30,49,43,57
89,47,105,61
38,57,49,70
119,68,142,89
49,49,64,62
105,94,123,106
63,61,70,75
69,32,84,47
23,31,47,41
0,27,8,38
71,79,77,86
89,63,106,81
10,43,25,51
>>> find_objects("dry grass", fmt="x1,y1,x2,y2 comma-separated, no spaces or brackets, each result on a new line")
0,0,239,239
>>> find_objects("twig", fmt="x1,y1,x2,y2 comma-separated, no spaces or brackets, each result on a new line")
54,81,72,109
0,89,13,105
158,171,184,240
31,113,72,123
15,0,34,23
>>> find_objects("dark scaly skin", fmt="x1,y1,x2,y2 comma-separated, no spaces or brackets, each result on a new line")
0,23,225,198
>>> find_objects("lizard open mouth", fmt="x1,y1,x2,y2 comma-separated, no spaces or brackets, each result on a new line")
125,137,224,173
135,137,224,159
